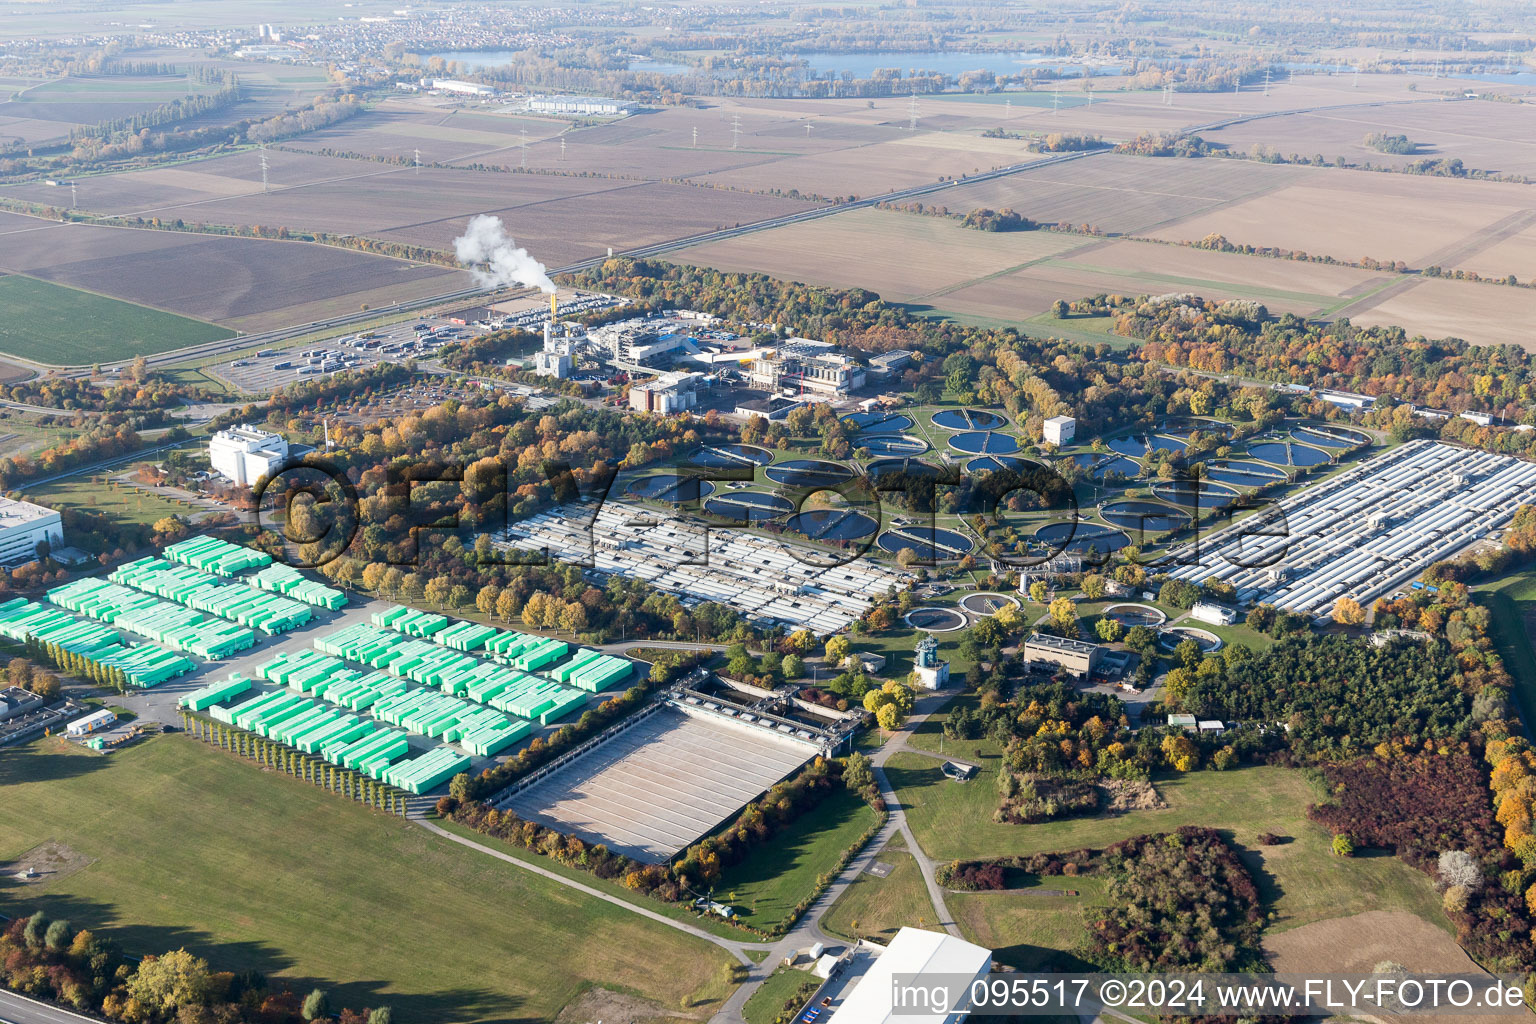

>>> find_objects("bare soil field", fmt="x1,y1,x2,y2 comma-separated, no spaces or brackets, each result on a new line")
677,208,1383,326
1345,276,1536,349
372,179,818,268
674,206,1091,299
942,153,1303,235
0,113,77,145
1265,910,1511,1024
1148,167,1536,267
0,211,468,330
280,102,567,163
1209,96,1536,177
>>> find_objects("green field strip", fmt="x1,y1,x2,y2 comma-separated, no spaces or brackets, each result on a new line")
0,274,234,364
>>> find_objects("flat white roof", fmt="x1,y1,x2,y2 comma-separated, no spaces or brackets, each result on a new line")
1045,414,1076,425
0,496,59,528
828,928,992,1024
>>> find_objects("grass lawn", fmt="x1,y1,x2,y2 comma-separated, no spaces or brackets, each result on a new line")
903,694,1006,767
1475,568,1536,726
715,788,879,932
432,817,748,942
821,849,939,943
948,874,1110,971
22,472,197,527
0,736,737,1022
886,753,1445,936
0,275,233,365
742,966,818,1024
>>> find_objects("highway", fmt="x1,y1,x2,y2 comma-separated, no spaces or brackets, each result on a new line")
0,988,103,1024
57,149,1096,379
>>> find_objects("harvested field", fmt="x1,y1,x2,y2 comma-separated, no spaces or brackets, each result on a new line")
678,210,1384,326
0,73,218,128
941,153,1304,235
1264,910,1510,1024
1208,96,1536,178
1265,910,1465,972
1148,168,1536,267
675,206,1090,300
1345,276,1536,349
371,179,818,268
281,102,567,163
697,132,1034,196
0,210,469,336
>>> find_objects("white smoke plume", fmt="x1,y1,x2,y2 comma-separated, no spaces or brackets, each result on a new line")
453,214,556,293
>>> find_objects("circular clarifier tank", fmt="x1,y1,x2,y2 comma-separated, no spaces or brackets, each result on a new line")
1203,459,1286,488
1033,521,1131,555
1160,416,1236,439
1290,425,1368,448
1150,480,1239,509
688,443,773,468
1108,433,1189,458
903,606,967,631
967,455,1035,474
948,431,1020,455
857,434,930,458
1247,440,1330,467
843,411,914,433
1102,603,1167,627
1100,500,1191,533
625,474,715,502
933,408,1009,431
764,459,855,488
703,492,793,522
865,458,942,480
876,526,973,560
784,508,878,542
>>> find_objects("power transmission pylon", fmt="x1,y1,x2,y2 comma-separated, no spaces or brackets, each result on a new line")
259,144,269,192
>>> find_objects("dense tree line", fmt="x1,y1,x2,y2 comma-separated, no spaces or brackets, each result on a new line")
1086,827,1266,972
1171,635,1472,760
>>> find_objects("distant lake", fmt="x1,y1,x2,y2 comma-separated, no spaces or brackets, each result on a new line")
627,58,692,76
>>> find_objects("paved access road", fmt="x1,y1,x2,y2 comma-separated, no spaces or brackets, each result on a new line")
0,988,104,1024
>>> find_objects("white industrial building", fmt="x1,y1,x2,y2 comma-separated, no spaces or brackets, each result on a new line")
423,78,496,97
209,424,289,487
524,94,631,116
630,371,705,414
67,708,117,737
827,928,992,1024
1043,415,1076,445
1164,440,1536,621
0,496,63,566
499,500,908,634
1190,601,1238,625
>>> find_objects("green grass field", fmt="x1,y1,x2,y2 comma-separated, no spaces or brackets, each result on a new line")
886,754,1444,935
821,849,939,943
22,472,197,527
1476,568,1536,725
947,874,1110,971
0,276,233,365
742,966,818,1024
0,737,736,1022
714,788,879,932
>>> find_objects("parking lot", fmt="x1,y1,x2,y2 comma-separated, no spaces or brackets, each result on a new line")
212,314,483,393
